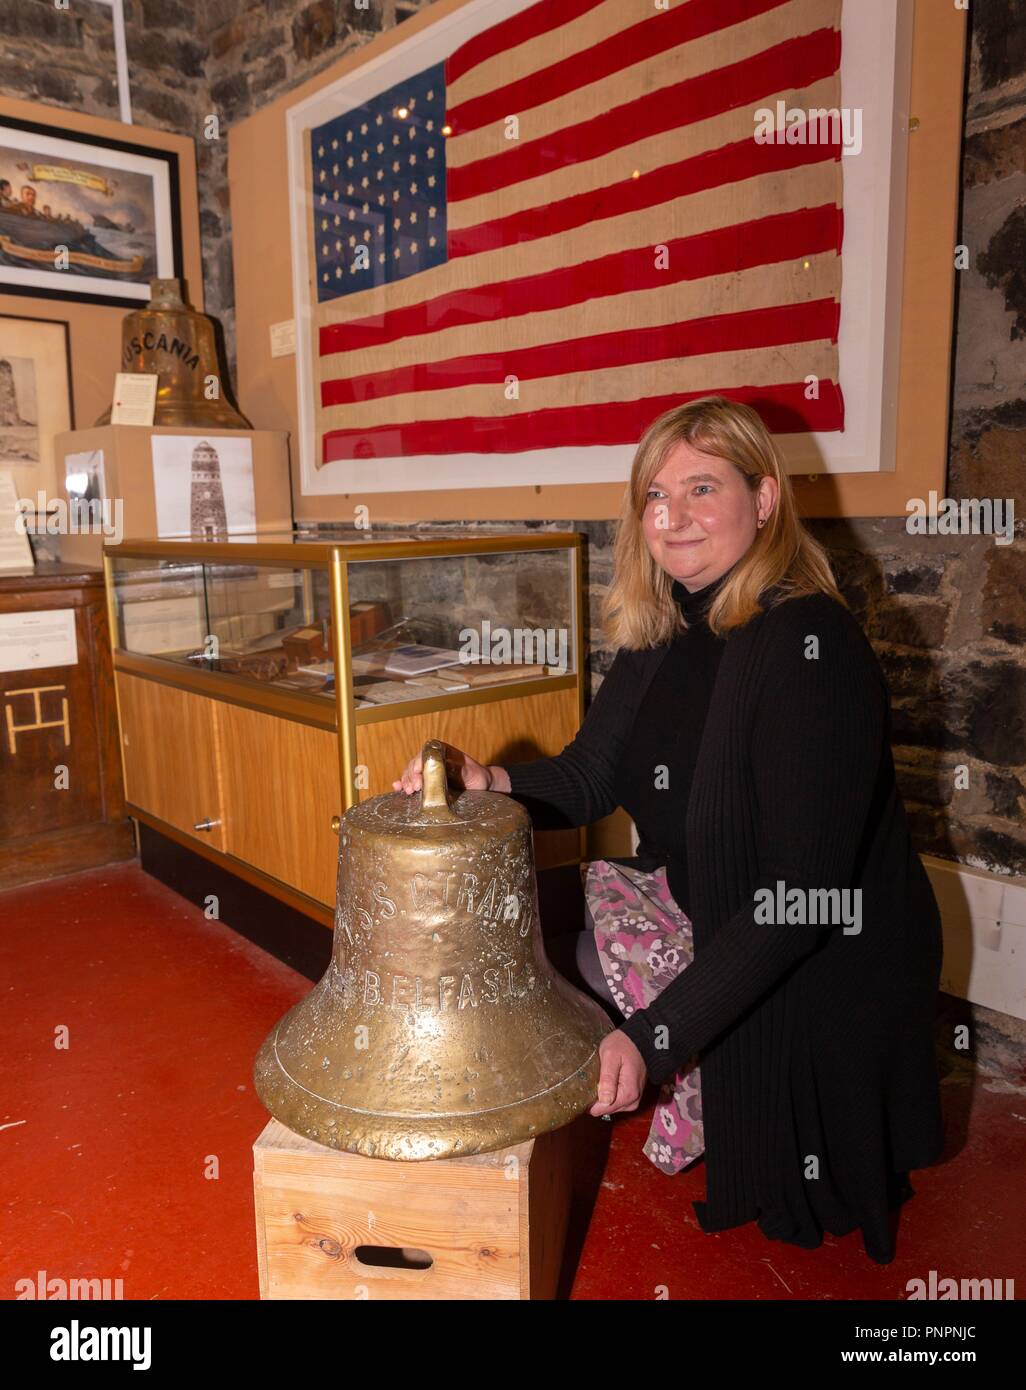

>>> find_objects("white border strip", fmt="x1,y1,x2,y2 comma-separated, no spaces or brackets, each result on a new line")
87,0,133,125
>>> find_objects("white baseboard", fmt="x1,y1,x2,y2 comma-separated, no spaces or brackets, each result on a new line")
924,854,1026,1022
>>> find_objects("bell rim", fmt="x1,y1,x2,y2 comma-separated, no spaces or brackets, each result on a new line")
256,1021,604,1121
253,1037,603,1162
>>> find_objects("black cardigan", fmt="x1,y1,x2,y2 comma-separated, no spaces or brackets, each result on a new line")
505,589,945,1264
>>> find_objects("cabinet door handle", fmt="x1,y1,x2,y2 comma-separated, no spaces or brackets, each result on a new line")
193,818,221,832
330,815,341,834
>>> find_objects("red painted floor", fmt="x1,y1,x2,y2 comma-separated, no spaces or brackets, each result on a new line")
2,862,1023,1301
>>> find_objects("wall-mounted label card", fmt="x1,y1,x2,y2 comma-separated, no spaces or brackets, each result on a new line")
270,320,296,357
0,470,34,572
110,373,158,426
0,607,77,673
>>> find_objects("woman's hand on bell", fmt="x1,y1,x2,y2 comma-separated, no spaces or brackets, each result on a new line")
392,743,497,795
589,1030,646,1117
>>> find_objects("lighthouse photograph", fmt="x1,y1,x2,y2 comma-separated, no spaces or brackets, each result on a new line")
150,433,255,539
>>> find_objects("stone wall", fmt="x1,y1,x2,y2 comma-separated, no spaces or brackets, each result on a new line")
807,522,1025,880
928,0,1026,877
199,0,433,372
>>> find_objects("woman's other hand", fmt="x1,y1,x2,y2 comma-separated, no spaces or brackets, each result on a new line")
392,743,510,795
589,1030,647,1117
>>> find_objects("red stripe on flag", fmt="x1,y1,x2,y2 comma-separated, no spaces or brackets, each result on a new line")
319,203,842,357
446,0,793,134
448,29,840,202
446,0,606,85
321,382,845,462
450,132,839,258
321,299,840,408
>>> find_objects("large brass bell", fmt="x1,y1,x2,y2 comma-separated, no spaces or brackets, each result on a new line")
253,740,612,1160
95,278,251,428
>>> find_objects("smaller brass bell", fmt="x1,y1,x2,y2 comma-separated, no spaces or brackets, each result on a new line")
254,741,613,1160
96,278,251,428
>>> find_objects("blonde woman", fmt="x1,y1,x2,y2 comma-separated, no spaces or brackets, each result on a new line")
395,397,944,1266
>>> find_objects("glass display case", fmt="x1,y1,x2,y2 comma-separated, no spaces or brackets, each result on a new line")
106,532,578,710
102,532,584,917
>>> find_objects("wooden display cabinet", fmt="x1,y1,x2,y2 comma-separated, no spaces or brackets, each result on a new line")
102,533,585,925
0,563,134,888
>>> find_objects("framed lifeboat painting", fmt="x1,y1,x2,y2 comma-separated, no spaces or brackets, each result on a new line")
0,115,183,309
283,0,921,494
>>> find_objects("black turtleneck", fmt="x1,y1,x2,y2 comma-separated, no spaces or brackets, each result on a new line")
610,569,728,912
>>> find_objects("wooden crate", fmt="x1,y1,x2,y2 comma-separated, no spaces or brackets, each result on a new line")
253,1118,573,1300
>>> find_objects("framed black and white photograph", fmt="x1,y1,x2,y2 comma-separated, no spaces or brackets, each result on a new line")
0,311,74,503
0,116,182,309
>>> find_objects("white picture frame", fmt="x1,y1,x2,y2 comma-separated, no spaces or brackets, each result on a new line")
284,0,914,492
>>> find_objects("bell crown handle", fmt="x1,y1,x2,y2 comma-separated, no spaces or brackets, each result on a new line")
420,740,456,816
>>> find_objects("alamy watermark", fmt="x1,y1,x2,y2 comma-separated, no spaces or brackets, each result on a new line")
50,1319,150,1370
906,1270,1014,1300
459,622,568,670
15,494,123,543
16,1268,123,1299
754,880,862,935
906,492,1015,545
753,101,863,157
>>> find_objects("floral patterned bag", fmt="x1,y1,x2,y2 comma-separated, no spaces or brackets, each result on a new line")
584,858,704,1175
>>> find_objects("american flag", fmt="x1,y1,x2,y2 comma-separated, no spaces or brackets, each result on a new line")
309,0,844,468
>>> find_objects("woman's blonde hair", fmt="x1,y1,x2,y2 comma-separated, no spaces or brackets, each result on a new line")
602,396,845,649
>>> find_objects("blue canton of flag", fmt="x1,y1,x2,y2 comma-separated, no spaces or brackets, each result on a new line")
310,62,448,304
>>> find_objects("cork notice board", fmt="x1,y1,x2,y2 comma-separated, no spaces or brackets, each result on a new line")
228,0,966,522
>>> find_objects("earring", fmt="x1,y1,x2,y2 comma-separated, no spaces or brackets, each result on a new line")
757,517,766,528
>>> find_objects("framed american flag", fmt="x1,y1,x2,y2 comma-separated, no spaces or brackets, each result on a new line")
285,0,914,497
